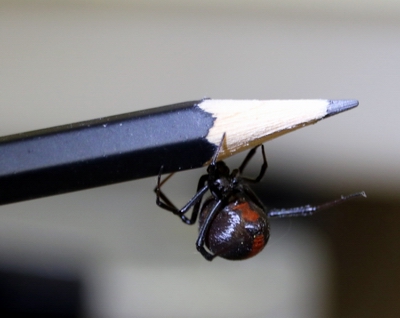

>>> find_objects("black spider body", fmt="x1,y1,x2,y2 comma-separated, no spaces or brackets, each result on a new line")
199,193,269,260
155,133,365,261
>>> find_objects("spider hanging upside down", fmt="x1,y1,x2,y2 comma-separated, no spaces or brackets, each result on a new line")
155,133,366,261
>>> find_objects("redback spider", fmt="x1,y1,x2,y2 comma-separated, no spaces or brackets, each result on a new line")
155,133,366,261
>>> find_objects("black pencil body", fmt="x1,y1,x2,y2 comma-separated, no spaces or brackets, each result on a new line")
0,100,215,205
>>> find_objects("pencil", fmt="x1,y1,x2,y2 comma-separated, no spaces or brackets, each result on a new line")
0,98,358,205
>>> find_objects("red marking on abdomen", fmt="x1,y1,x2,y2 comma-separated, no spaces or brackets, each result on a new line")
233,202,259,222
248,235,265,257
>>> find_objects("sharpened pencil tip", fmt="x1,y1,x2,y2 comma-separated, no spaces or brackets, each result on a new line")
325,100,359,117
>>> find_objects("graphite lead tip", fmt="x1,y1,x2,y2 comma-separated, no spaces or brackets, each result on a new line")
325,99,359,118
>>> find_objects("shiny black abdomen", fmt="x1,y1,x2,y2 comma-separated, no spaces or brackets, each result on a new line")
199,194,270,260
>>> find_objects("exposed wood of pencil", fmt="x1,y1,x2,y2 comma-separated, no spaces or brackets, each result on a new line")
0,98,358,205
202,99,358,160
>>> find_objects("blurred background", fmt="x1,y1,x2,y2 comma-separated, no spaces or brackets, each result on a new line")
1,1,399,317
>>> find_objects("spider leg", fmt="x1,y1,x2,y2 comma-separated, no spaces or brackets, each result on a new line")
154,172,178,210
239,144,267,184
196,199,224,261
155,166,209,225
268,191,367,218
210,132,226,165
185,174,211,225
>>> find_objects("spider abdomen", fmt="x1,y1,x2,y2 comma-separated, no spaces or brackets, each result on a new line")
199,195,270,260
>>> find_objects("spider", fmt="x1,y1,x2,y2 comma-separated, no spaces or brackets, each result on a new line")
155,133,366,261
